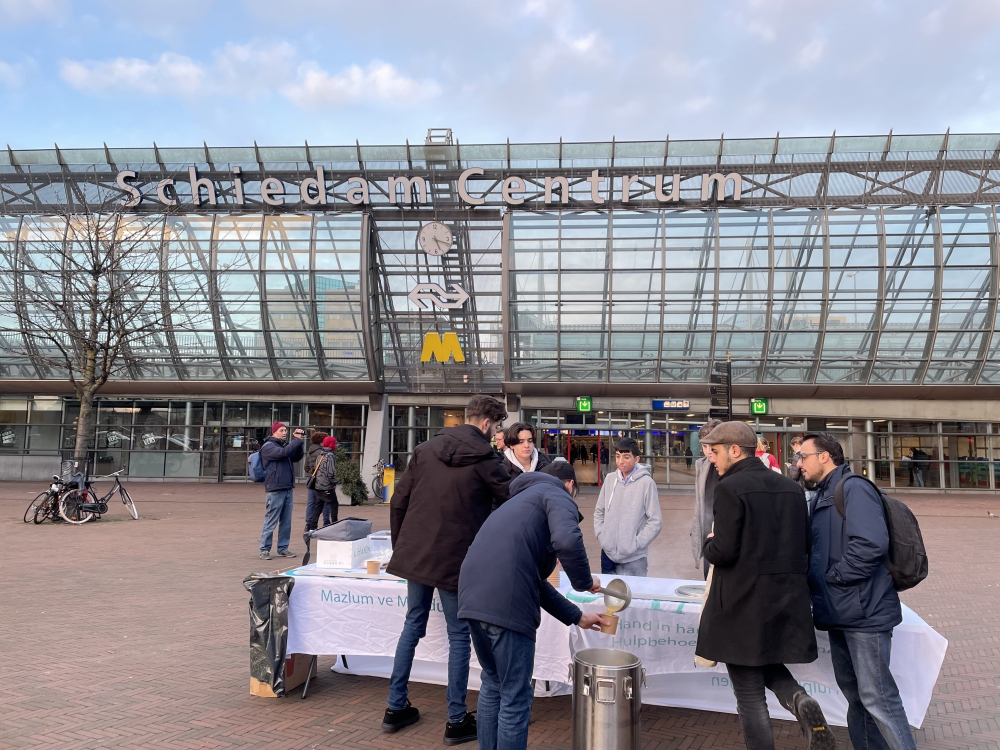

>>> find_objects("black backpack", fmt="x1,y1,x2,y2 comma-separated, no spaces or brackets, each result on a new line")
833,474,928,591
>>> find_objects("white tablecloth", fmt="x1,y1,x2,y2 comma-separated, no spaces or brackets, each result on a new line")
285,568,947,728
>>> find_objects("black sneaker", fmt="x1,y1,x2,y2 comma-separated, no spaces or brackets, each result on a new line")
259,550,271,560
381,701,419,733
443,712,477,746
793,692,836,750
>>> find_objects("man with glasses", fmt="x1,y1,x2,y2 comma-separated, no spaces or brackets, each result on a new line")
695,421,834,750
797,432,915,750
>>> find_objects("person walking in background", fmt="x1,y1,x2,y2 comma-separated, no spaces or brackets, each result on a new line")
501,422,552,479
798,432,916,750
593,437,662,577
684,445,694,468
259,422,305,560
787,435,817,501
696,422,834,750
383,395,511,745
909,447,929,487
304,431,332,530
756,438,781,472
458,463,608,750
493,429,506,457
579,443,588,464
306,435,338,530
691,418,723,579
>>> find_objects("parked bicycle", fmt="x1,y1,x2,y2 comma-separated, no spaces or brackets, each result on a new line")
58,469,138,525
371,458,387,500
22,475,69,524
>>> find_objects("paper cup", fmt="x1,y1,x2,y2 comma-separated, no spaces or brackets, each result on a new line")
366,559,381,575
599,614,619,635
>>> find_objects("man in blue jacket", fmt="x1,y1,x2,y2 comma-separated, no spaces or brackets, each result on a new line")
258,421,305,560
798,432,915,750
458,463,608,750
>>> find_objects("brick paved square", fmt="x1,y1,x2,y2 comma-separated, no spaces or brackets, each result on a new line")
1,481,998,750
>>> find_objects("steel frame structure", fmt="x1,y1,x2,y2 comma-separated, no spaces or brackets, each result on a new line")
3,133,1000,395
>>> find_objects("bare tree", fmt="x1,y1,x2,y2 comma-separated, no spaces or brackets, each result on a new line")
0,192,200,470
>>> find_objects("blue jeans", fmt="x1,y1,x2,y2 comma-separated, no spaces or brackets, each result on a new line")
260,489,293,553
469,620,536,750
388,582,470,723
305,488,331,530
829,629,916,750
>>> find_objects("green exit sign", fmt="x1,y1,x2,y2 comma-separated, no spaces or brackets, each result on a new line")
750,398,769,416
576,396,593,413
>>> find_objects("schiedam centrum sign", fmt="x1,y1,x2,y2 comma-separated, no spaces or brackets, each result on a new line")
111,167,744,209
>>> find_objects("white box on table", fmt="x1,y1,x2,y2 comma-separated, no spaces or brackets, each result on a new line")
315,538,372,569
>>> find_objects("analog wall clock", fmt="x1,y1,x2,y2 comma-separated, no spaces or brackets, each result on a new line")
418,221,453,256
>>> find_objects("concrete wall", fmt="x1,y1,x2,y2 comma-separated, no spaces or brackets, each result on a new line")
0,455,62,481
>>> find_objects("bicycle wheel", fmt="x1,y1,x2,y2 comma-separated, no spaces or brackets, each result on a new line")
24,492,49,523
371,477,383,500
121,487,138,519
33,495,56,524
59,489,94,525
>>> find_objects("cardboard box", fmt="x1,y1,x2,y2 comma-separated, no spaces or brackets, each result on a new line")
315,538,371,569
250,653,317,698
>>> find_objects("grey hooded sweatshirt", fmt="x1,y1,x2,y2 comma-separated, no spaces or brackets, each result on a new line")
593,462,663,564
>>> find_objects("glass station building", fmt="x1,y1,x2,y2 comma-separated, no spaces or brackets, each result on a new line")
3,131,1000,491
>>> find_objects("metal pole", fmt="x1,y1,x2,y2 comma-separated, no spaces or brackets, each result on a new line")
865,419,876,480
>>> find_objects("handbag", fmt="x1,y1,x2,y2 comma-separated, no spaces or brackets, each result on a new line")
306,454,324,490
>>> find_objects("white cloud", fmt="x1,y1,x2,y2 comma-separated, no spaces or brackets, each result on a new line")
283,61,439,108
59,43,437,109
571,33,597,53
0,0,64,21
212,42,298,98
797,39,824,69
681,96,713,113
60,52,205,96
0,60,22,87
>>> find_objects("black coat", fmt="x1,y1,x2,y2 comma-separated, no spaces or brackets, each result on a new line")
501,449,552,479
387,424,512,591
458,472,593,640
695,457,818,667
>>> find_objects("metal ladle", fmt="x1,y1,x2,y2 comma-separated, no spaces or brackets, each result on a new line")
597,578,632,614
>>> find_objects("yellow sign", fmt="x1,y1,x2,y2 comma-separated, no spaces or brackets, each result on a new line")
420,332,465,363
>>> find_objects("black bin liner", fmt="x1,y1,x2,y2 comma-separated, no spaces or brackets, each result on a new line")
243,572,295,696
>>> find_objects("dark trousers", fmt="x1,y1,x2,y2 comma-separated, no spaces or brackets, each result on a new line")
469,620,536,750
829,629,916,750
305,488,338,531
601,549,616,574
388,583,469,723
726,664,804,750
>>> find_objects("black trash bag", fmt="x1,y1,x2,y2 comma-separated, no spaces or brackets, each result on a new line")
302,517,373,565
243,572,295,696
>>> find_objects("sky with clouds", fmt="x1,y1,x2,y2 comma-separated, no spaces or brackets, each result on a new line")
2,0,1000,150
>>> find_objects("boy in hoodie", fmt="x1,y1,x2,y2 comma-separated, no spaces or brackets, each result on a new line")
593,437,663,576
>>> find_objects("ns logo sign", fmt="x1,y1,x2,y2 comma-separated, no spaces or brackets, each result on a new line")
420,332,465,363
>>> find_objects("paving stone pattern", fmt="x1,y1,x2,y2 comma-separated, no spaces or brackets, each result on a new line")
1,481,998,750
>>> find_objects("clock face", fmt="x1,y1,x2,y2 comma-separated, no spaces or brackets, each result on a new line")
418,221,453,256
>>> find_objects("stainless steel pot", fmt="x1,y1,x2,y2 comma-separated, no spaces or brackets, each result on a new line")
572,648,644,750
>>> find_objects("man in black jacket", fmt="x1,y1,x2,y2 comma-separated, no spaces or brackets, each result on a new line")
458,463,607,750
383,395,512,745
695,421,834,750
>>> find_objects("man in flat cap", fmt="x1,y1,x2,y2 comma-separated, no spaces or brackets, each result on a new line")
694,421,834,750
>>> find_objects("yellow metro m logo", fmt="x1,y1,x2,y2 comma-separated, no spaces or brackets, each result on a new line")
420,332,465,363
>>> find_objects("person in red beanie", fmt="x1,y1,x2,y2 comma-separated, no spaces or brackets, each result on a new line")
306,435,339,530
258,421,305,560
